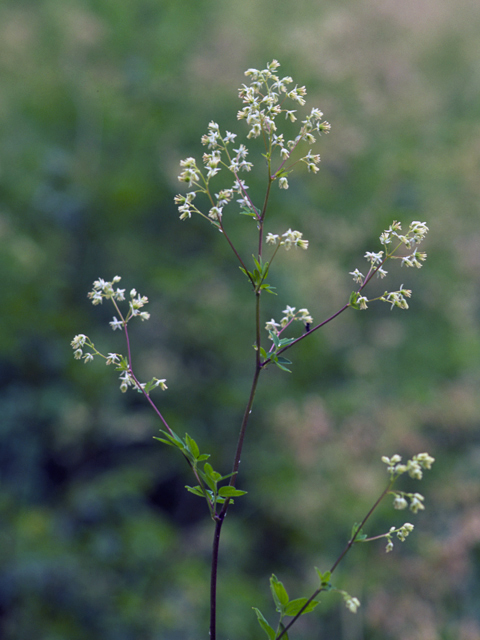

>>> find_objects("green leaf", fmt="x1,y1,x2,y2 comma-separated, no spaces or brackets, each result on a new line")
253,255,262,272
276,356,292,365
269,330,280,349
197,453,210,462
204,463,222,483
239,267,254,282
218,486,247,497
252,608,276,640
259,283,277,295
284,597,320,616
349,291,360,310
115,356,129,371
278,622,289,640
185,433,199,459
239,206,258,217
154,430,185,451
270,574,289,610
277,337,295,348
217,471,238,482
259,347,268,359
143,379,156,394
185,485,205,497
200,464,217,491
315,568,332,589
196,469,214,492
274,360,292,373
350,523,367,541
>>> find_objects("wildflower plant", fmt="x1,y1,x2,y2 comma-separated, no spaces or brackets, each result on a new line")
72,61,433,639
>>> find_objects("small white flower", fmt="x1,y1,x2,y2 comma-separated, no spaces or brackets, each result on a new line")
282,305,296,318
71,334,87,349
393,494,408,510
265,318,281,332
397,523,414,541
364,251,384,266
349,269,364,284
415,453,435,469
109,316,123,331
345,597,360,613
409,494,425,513
357,296,368,310
266,233,280,245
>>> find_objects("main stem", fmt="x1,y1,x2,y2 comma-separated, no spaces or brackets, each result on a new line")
209,294,263,640
210,159,274,638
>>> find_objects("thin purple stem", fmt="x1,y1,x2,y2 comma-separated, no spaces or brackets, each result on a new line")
209,294,263,639
123,323,173,436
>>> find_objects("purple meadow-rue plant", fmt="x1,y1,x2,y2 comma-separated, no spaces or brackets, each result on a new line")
73,60,433,639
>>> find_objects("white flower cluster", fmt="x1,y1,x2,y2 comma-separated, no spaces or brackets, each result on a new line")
266,229,309,250
351,286,412,311
117,371,167,395
379,285,412,310
380,452,434,522
381,452,435,478
265,305,313,335
175,130,252,222
88,275,125,305
392,491,425,513
87,276,150,323
238,60,330,147
71,333,91,362
385,522,415,553
71,278,167,395
70,333,124,369
174,60,330,221
380,220,429,249
337,590,361,614
349,220,429,294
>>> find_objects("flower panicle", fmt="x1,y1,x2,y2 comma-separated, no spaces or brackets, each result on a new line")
265,305,313,336
175,60,330,221
349,220,428,305
72,278,167,394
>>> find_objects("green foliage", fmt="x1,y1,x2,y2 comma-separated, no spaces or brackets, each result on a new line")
240,255,277,294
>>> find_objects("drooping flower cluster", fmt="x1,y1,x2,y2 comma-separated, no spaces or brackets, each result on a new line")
348,220,429,311
174,60,330,223
384,522,415,553
381,452,434,518
266,305,313,336
266,229,309,250
87,276,150,323
381,452,435,478
355,452,434,555
337,591,361,613
71,277,167,394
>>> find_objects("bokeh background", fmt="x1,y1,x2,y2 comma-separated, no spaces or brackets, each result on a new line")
1,0,480,638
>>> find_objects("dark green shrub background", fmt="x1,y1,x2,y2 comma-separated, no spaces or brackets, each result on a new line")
1,1,480,638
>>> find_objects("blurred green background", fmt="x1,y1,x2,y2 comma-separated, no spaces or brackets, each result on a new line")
1,0,480,638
